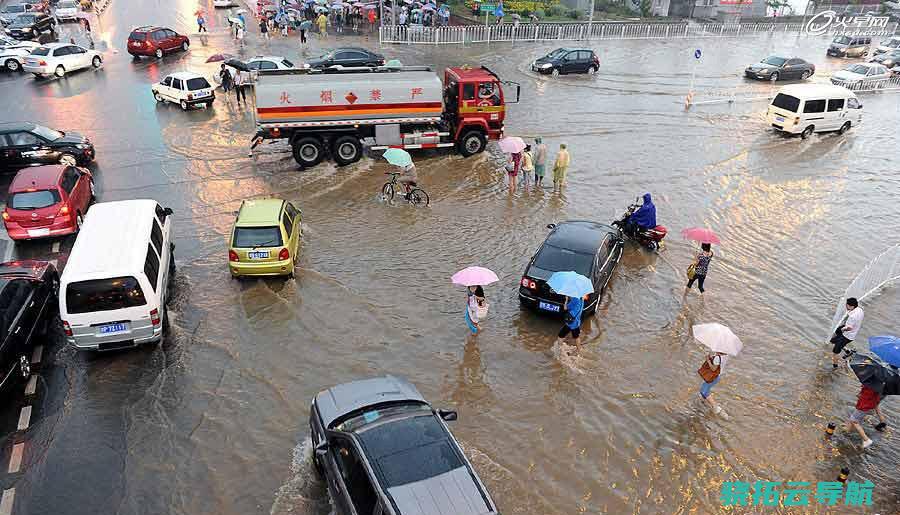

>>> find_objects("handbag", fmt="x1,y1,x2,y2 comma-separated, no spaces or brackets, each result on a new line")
698,356,720,383
475,301,489,320
687,263,696,280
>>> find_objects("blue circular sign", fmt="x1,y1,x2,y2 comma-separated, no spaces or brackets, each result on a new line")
694,49,702,59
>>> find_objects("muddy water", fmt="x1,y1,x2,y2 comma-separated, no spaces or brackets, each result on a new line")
3,1,900,512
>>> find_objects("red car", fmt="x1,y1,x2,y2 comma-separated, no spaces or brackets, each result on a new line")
127,26,190,59
2,165,94,241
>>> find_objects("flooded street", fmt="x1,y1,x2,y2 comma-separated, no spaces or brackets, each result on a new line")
1,1,899,513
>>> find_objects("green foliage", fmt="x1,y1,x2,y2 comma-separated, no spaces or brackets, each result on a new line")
534,8,545,17
639,0,651,16
568,8,582,19
548,4,566,16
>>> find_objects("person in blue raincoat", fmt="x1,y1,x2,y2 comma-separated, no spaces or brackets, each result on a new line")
555,295,584,354
625,193,656,236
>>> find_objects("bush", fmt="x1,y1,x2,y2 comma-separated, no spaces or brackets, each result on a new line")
568,8,581,19
534,8,545,17
549,4,566,16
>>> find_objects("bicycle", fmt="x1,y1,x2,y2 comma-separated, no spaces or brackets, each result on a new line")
381,172,430,206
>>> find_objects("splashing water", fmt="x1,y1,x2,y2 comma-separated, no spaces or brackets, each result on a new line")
830,243,900,334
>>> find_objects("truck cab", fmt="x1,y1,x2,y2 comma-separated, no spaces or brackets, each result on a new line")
443,66,515,156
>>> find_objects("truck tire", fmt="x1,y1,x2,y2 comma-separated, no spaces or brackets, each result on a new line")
458,130,486,157
292,137,325,167
332,135,362,166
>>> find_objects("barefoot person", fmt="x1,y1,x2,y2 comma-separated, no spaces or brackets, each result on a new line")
845,384,887,449
699,351,727,415
830,297,863,369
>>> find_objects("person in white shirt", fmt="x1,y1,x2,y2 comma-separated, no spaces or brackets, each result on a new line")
830,297,864,368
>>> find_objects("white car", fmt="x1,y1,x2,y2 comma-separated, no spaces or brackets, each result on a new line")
0,35,39,71
213,0,237,7
22,42,102,78
54,0,79,22
831,62,891,87
152,71,215,110
245,55,296,72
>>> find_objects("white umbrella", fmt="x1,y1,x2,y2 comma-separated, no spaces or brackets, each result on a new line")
692,323,743,356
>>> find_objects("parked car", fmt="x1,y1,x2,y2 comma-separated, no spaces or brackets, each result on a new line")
0,122,94,170
212,0,237,7
827,35,871,58
0,37,39,72
873,36,900,55
127,26,189,59
0,34,40,50
18,0,48,13
6,12,55,40
831,62,891,87
23,42,101,78
151,72,215,110
532,47,600,76
744,56,815,81
245,55,296,72
0,3,32,27
766,84,862,138
519,220,623,316
228,198,301,279
872,48,900,68
53,0,79,21
2,165,93,240
309,375,500,515
0,260,58,391
305,47,384,69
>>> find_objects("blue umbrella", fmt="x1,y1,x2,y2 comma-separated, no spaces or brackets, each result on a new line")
382,148,413,167
870,335,900,367
547,271,594,298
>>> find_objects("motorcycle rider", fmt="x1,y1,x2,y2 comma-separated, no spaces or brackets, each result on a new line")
625,193,657,237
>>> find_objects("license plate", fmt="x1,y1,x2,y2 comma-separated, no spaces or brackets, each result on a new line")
538,301,560,312
248,251,269,259
195,90,210,97
27,228,50,237
99,323,127,334
776,116,785,122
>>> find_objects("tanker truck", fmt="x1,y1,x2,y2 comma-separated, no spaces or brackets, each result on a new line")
252,65,520,167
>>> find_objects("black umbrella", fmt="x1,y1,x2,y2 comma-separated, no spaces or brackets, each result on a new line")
224,58,251,72
881,367,900,396
850,353,892,395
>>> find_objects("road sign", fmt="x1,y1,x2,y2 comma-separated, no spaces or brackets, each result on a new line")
480,3,495,12
694,49,702,59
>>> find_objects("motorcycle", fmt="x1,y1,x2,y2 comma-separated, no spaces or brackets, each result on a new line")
611,197,668,250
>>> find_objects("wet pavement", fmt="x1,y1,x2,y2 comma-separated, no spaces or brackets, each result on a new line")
1,1,899,513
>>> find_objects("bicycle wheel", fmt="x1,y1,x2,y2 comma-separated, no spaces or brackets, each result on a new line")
408,188,429,206
381,182,395,202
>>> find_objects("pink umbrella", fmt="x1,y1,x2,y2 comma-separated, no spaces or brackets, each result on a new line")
681,227,720,245
498,136,525,154
452,266,499,287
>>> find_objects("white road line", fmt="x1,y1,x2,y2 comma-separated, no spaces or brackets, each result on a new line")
52,241,60,253
16,406,31,432
0,489,14,515
24,375,37,397
8,443,23,474
31,346,42,366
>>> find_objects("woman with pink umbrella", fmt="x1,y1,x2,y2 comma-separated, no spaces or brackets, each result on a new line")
498,136,525,194
452,267,498,335
682,227,720,295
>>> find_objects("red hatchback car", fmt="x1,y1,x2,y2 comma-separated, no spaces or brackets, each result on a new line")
127,26,190,59
3,165,94,241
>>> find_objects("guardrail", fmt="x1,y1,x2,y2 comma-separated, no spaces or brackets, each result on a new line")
830,74,900,92
379,21,898,44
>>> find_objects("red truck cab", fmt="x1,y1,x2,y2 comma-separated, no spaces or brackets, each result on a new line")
444,66,518,156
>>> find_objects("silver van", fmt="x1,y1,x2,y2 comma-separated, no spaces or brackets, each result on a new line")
827,35,872,58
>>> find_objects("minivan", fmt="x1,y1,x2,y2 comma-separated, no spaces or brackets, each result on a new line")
827,35,871,57
59,199,174,351
766,84,862,139
874,36,900,55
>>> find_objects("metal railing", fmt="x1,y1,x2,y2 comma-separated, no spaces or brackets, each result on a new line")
830,74,900,92
379,21,897,44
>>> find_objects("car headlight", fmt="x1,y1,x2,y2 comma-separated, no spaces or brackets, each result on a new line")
540,63,552,69
22,27,31,32
75,143,89,149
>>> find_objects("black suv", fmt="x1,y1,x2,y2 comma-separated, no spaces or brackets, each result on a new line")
0,260,58,392
0,122,95,170
305,47,385,69
532,47,600,76
310,375,499,515
6,12,54,40
519,220,623,316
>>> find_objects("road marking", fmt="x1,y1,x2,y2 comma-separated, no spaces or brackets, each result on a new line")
31,346,42,366
16,406,31,432
24,375,37,396
0,489,14,515
8,443,23,473
52,241,60,253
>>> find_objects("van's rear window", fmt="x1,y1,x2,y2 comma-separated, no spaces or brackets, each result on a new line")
772,93,800,113
66,276,147,314
233,226,282,248
129,32,147,41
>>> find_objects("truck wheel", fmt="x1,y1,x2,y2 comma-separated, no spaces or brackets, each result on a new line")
331,135,362,166
292,137,325,167
458,130,486,157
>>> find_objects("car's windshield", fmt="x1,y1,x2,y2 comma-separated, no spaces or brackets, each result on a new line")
771,93,800,112
845,64,869,74
834,35,852,45
58,1,76,7
11,14,36,25
232,226,283,248
9,190,60,210
30,46,50,56
337,403,430,432
545,48,568,59
532,245,593,276
281,58,294,67
762,56,786,66
186,77,211,90
66,276,147,314
31,125,62,141
3,5,26,13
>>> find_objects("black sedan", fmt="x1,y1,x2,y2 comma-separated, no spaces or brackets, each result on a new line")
744,56,815,81
6,12,55,40
0,260,58,392
873,49,900,69
532,47,600,76
0,122,95,170
304,47,385,70
519,220,623,316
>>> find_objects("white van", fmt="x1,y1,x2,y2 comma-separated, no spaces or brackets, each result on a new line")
59,199,174,351
766,84,863,139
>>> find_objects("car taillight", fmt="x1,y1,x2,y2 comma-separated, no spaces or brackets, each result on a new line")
229,250,239,262
57,204,69,217
150,308,160,326
38,60,47,66
1,210,8,221
278,247,290,261
62,321,72,336
520,277,536,289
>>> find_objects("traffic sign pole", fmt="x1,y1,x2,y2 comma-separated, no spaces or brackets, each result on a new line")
687,48,701,109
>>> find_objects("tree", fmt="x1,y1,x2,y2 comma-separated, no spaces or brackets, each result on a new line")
639,0,651,16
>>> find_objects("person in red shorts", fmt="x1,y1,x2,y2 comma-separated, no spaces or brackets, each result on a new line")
844,384,887,449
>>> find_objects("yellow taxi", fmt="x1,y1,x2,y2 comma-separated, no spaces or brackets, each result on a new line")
228,199,301,278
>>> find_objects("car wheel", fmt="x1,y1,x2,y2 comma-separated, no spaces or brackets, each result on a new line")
155,48,163,59
588,65,598,75
457,130,486,157
800,70,811,80
769,71,779,82
55,64,65,78
331,135,362,166
838,121,851,135
180,99,189,110
153,91,164,102
292,136,325,167
59,153,76,166
91,55,101,68
19,355,30,380
5,59,20,72
801,125,814,139
181,41,189,52
551,68,560,77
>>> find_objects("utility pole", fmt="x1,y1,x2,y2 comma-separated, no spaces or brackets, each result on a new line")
588,0,595,24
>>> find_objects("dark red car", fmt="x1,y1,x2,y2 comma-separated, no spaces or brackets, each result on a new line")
127,26,190,59
3,164,94,241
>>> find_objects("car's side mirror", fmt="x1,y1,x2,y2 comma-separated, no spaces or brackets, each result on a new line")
438,409,458,422
546,223,556,229
163,207,173,216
